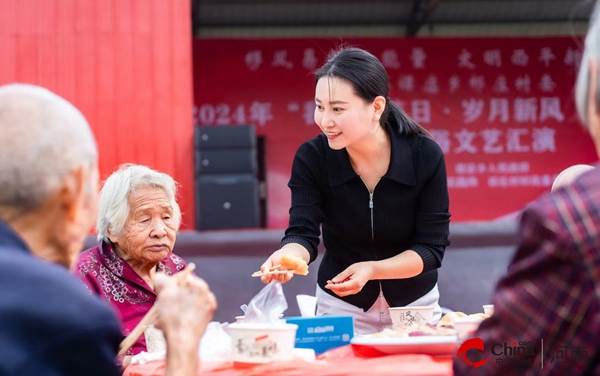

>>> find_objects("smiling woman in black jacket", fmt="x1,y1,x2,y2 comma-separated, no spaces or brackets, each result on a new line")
260,47,451,334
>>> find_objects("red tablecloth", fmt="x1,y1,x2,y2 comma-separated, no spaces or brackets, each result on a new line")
123,345,453,376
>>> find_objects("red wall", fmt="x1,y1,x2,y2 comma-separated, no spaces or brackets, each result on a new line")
0,0,196,229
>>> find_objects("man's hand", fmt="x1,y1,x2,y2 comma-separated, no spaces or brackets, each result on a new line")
154,272,217,376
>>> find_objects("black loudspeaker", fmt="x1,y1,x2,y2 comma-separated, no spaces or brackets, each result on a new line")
194,125,265,230
194,126,256,149
194,149,258,175
195,174,260,230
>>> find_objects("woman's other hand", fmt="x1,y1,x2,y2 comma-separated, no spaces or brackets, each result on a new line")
259,244,310,284
325,262,375,297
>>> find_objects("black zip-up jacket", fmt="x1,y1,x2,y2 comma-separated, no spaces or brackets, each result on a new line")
281,126,451,311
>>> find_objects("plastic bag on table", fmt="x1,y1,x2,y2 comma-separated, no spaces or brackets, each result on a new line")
198,321,232,361
243,281,288,323
131,321,232,365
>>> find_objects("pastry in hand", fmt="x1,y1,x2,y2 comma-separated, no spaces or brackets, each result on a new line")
280,254,309,275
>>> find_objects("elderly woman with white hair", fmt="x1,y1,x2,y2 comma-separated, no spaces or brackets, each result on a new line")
75,163,189,361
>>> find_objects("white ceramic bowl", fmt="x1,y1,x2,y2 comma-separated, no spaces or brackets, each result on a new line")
388,306,434,332
228,322,298,364
234,314,284,323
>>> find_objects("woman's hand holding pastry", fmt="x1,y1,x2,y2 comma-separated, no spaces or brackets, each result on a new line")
259,245,310,284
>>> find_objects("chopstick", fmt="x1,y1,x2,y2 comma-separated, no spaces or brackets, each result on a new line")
250,264,283,278
252,270,295,277
117,263,197,356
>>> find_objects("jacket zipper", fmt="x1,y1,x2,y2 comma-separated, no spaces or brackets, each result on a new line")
369,193,374,241
360,178,384,301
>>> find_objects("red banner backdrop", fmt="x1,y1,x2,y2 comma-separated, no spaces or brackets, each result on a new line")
193,38,597,229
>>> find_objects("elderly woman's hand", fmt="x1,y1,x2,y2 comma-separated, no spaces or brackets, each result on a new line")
154,272,217,348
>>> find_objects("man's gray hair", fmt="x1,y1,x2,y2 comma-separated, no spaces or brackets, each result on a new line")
576,1,600,126
551,164,595,192
0,84,97,214
97,164,182,241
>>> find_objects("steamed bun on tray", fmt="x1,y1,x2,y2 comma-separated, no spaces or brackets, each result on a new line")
439,311,490,328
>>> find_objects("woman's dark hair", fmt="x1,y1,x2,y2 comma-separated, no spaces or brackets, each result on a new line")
315,47,428,136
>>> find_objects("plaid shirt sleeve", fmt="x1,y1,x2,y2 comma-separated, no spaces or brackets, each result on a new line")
453,189,599,375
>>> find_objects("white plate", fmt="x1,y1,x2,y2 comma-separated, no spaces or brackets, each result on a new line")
351,334,458,357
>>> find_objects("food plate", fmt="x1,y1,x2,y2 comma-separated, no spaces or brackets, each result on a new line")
351,334,458,357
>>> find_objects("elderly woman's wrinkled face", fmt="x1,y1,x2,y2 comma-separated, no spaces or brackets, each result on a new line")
112,186,177,265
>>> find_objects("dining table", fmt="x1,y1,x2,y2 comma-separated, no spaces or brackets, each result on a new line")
123,343,454,376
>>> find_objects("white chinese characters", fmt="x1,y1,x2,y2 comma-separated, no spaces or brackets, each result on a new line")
429,127,558,155
194,102,274,127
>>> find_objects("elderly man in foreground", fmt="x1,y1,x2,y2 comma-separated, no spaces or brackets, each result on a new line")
0,83,215,376
454,3,600,375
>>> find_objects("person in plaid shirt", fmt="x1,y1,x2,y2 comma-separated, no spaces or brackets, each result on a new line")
454,3,600,375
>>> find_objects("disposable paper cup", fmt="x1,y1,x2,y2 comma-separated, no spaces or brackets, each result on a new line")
483,305,494,316
144,325,166,353
388,306,434,332
228,322,298,365
454,317,483,344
